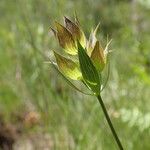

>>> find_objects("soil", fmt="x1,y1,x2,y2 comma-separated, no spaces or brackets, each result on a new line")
0,111,53,150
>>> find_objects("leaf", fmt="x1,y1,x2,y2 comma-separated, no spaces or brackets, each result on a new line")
49,59,93,95
77,42,101,95
53,51,82,80
91,41,105,72
55,22,77,55
64,17,86,48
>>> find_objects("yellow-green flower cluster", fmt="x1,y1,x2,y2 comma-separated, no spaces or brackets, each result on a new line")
51,17,110,82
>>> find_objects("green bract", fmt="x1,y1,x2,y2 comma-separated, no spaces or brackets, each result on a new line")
50,16,111,94
53,51,82,80
55,22,77,55
78,42,100,95
91,41,105,72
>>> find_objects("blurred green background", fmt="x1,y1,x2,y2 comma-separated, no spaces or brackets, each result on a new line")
0,0,150,149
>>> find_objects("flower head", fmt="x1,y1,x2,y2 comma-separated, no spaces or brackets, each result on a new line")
50,16,111,95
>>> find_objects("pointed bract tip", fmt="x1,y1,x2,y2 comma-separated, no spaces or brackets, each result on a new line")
50,27,57,36
94,22,101,35
74,12,80,26
105,39,112,54
64,16,71,22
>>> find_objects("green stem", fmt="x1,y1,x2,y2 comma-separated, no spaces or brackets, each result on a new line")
97,95,124,150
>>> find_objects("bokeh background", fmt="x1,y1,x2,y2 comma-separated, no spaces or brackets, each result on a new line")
0,0,150,149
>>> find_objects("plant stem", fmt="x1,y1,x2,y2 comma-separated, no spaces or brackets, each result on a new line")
97,95,124,150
